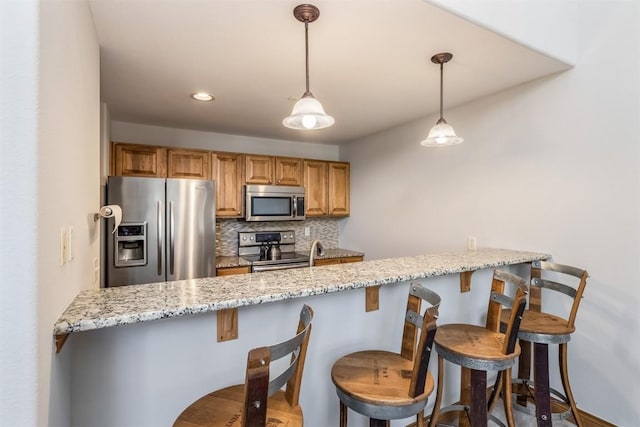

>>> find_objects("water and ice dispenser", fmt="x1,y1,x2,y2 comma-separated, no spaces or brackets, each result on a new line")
114,222,147,267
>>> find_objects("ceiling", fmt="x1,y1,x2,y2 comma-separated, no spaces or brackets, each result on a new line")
90,0,570,145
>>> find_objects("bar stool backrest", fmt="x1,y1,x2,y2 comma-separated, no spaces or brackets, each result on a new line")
242,304,314,427
486,270,529,355
530,260,588,329
400,283,441,398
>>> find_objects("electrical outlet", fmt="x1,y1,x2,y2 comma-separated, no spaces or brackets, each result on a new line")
59,227,68,266
467,236,477,250
304,226,310,237
67,226,74,262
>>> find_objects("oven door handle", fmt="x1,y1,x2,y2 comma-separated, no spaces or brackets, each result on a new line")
252,263,309,273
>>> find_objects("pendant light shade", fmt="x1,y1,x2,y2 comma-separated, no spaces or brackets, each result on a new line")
421,52,463,147
283,94,334,130
283,4,334,130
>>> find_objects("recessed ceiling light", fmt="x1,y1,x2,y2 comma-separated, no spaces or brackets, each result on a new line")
191,92,214,102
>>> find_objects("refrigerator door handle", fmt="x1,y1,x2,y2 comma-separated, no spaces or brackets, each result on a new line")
157,201,163,276
169,200,175,275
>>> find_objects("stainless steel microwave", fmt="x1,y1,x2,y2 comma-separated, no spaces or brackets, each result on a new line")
244,184,305,221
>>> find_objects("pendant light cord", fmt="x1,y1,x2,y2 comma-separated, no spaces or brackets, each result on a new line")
304,21,311,97
438,61,445,124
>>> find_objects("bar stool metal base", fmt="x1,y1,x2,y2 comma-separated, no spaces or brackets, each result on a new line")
511,379,574,422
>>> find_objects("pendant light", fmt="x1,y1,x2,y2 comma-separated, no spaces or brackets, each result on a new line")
420,52,463,147
283,4,335,130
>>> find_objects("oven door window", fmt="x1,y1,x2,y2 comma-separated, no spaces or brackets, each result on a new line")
251,196,292,217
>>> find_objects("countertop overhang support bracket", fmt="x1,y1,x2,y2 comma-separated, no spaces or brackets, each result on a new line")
55,333,69,353
460,270,475,293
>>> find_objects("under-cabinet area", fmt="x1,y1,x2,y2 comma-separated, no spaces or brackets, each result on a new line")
110,141,350,218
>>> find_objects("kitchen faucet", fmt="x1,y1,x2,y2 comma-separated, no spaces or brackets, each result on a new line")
309,239,325,267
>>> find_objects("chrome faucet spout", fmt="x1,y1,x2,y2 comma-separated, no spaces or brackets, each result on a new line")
309,239,325,266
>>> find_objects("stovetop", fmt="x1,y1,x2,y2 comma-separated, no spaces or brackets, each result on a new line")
241,251,310,266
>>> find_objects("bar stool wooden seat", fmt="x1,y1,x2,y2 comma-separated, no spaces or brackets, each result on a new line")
498,260,588,427
331,283,441,427
173,305,313,427
428,269,528,427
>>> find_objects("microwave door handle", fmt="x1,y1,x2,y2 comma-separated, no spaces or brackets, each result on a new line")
157,200,163,276
292,196,298,218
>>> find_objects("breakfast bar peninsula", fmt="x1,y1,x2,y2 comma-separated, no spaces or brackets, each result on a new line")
54,248,548,427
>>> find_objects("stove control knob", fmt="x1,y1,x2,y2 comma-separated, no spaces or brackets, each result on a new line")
242,236,247,241
250,236,254,240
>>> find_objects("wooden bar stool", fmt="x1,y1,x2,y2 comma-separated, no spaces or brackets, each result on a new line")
498,260,588,427
428,269,528,427
331,283,441,427
173,304,313,427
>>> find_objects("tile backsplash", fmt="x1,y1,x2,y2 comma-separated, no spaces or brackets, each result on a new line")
216,218,339,256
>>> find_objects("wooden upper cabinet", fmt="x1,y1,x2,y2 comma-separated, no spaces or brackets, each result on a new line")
275,157,303,186
328,162,350,216
304,160,328,216
215,152,244,218
112,143,167,177
245,154,274,185
245,155,303,186
167,149,210,180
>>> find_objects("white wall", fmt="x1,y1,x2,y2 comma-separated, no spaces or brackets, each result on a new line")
0,1,40,425
1,1,100,425
30,1,100,426
340,1,639,425
111,121,340,161
38,1,100,425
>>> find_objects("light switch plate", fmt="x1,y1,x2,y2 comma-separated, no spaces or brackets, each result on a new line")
59,227,68,266
67,226,74,262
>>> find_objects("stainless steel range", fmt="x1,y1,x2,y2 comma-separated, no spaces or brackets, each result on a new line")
238,230,310,272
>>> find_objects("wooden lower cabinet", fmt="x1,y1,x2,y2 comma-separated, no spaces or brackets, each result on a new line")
167,149,210,179
112,143,167,177
313,256,363,266
216,266,251,276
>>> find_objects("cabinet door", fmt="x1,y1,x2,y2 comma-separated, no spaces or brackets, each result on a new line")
313,258,341,266
215,152,244,218
245,154,274,185
113,143,167,177
314,256,363,266
304,160,328,216
167,149,210,179
275,157,303,186
328,162,350,216
216,266,251,276
340,256,363,263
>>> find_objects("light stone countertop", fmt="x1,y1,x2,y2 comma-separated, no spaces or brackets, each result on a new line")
53,248,549,336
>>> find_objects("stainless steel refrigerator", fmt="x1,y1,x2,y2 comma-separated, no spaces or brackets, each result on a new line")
106,176,216,287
